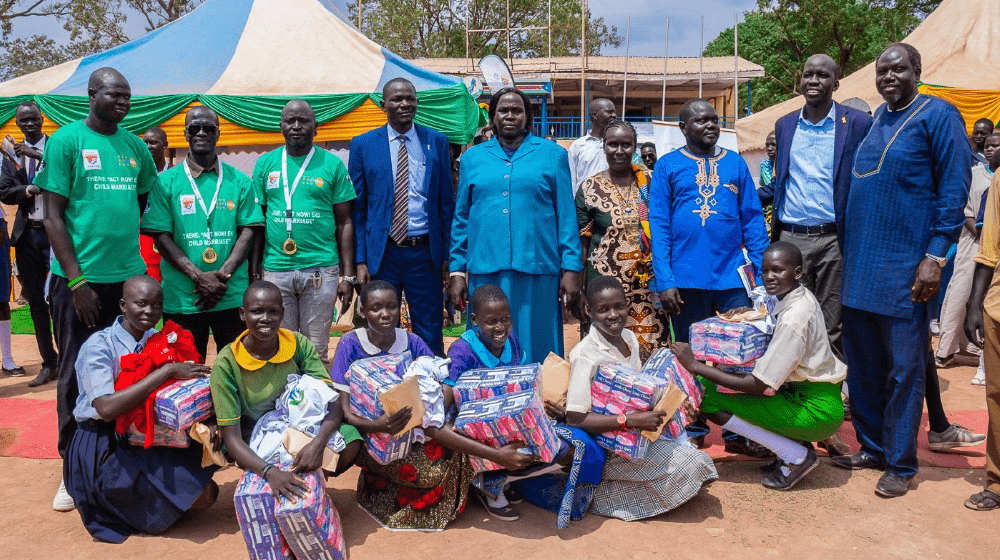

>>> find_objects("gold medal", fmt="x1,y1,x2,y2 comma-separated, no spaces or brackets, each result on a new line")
202,247,218,263
282,237,298,255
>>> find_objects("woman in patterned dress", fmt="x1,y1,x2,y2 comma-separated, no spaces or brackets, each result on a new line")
576,119,670,360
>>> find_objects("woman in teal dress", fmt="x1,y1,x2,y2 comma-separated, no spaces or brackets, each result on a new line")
449,87,583,363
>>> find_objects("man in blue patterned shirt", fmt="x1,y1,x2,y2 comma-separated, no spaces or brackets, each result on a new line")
833,43,972,498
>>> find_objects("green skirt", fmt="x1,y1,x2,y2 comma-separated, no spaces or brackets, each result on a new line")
700,379,844,442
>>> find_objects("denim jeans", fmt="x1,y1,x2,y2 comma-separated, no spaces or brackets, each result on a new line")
263,265,339,368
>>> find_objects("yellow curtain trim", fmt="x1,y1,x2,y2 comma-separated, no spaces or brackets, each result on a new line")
232,328,297,371
918,84,1000,136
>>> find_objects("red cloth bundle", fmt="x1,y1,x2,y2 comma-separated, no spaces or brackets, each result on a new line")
113,321,203,448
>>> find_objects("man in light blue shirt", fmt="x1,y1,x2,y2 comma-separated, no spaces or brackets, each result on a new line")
350,78,455,354
781,103,836,226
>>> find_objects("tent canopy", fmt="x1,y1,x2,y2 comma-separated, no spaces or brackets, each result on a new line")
736,0,1000,151
0,0,480,145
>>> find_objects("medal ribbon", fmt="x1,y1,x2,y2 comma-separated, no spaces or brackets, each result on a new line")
281,147,316,237
182,159,224,243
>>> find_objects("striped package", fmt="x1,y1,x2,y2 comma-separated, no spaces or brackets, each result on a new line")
452,364,541,408
454,389,561,472
689,316,771,365
127,422,189,448
589,363,668,459
275,470,347,560
348,353,417,464
154,377,214,431
641,348,704,439
234,471,292,560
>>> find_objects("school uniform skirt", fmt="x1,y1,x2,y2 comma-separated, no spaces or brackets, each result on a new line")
699,380,844,442
64,420,217,543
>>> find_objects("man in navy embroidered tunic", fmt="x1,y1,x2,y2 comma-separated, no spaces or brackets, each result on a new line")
833,43,972,498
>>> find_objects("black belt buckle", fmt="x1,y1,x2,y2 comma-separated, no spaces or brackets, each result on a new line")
784,222,836,235
395,235,428,247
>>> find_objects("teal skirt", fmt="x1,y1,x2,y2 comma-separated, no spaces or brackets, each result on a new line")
700,379,844,442
469,271,562,364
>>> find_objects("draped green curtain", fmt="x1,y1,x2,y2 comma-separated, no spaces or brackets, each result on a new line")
6,82,480,143
0,95,34,125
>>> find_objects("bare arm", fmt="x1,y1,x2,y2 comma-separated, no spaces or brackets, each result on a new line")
92,362,209,422
334,201,355,315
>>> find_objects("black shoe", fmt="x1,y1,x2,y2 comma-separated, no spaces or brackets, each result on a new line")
875,472,912,498
474,490,519,521
830,451,883,471
759,458,781,474
505,487,523,505
28,366,57,387
761,446,819,491
3,366,25,377
725,438,776,459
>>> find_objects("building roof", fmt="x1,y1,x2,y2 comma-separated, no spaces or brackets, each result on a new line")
410,56,765,86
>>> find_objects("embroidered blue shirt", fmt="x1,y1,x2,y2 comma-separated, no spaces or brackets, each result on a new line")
649,146,768,291
842,95,971,318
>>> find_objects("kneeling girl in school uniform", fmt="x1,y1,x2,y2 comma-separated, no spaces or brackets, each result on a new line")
567,275,718,521
211,281,364,503
64,275,218,543
672,241,846,490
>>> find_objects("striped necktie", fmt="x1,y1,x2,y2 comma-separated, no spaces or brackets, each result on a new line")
27,157,36,183
390,136,409,244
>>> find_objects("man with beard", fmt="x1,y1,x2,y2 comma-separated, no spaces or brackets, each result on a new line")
834,43,972,498
250,100,356,368
142,106,262,358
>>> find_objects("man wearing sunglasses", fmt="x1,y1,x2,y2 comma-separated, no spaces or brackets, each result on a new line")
142,107,263,358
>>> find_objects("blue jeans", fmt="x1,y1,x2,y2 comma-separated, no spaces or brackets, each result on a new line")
675,287,751,441
263,265,339,368
843,304,928,478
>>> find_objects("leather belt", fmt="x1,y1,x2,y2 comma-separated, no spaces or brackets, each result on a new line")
27,220,45,229
781,222,837,235
390,234,429,247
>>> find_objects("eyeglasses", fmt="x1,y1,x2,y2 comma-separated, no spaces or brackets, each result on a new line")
186,124,218,136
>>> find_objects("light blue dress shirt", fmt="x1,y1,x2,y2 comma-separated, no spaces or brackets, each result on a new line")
73,316,156,422
387,125,428,236
780,104,837,226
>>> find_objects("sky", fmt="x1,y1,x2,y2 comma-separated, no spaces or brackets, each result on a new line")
11,0,761,59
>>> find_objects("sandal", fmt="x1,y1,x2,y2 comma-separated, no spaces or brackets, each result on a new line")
474,490,519,521
964,489,1000,511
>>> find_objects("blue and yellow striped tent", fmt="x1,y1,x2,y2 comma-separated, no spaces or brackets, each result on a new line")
0,0,481,146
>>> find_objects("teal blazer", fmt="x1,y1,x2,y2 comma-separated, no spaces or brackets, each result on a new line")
451,134,582,276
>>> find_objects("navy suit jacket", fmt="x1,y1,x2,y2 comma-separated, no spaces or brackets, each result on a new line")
768,103,873,247
349,123,455,275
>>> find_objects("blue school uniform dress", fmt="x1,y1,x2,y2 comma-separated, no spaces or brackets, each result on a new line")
446,328,605,529
648,146,768,341
64,317,216,543
450,134,583,363
328,328,434,392
841,95,971,478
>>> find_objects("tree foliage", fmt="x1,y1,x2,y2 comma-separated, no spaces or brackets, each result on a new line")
705,0,942,113
0,0,198,81
346,0,621,59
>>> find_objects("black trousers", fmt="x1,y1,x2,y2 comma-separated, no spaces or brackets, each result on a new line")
14,227,58,368
51,276,123,457
164,307,245,359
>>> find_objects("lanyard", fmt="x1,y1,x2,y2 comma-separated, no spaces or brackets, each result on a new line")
281,147,315,235
182,159,224,234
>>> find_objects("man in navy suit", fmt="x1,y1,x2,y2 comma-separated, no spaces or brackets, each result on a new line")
771,54,873,356
349,77,455,354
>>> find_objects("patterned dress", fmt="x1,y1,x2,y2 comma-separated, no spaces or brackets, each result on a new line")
577,166,670,359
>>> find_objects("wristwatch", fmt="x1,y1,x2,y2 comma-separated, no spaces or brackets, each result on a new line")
340,275,357,284
617,413,629,430
925,253,948,268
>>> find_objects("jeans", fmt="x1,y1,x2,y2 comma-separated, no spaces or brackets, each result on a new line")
263,265,339,368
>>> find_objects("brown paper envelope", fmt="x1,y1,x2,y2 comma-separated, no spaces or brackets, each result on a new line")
378,376,426,434
189,423,228,468
641,384,688,442
541,352,570,407
282,427,340,472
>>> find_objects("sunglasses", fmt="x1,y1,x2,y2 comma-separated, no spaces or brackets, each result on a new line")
186,123,218,135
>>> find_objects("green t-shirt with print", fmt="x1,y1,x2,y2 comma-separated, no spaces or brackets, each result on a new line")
142,161,264,314
251,146,356,271
39,120,159,283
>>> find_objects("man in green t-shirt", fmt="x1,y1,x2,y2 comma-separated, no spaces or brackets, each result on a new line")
142,106,263,358
39,67,160,511
250,100,356,368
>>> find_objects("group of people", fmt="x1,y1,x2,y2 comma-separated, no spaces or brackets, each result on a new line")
0,37,996,548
